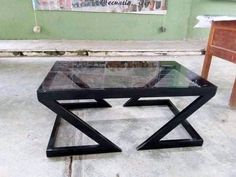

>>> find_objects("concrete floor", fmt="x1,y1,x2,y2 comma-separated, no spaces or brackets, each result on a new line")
0,40,205,52
0,40,205,57
0,55,236,177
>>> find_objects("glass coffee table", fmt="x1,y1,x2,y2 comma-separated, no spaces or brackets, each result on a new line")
37,61,217,157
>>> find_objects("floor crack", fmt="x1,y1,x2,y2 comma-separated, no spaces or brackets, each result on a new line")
68,156,73,177
65,156,73,177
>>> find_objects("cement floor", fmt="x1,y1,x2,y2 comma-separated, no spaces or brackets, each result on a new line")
0,40,205,52
0,40,205,57
0,55,235,177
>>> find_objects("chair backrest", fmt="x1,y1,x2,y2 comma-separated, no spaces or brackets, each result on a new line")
207,20,236,64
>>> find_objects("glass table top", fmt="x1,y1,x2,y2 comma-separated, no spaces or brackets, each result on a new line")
39,61,212,92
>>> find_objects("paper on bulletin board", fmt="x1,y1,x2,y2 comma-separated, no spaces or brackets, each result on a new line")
194,15,236,28
32,0,167,15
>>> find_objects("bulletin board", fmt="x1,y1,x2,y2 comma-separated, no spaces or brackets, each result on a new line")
32,0,167,15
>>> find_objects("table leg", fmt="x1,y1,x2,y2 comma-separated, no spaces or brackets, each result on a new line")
201,52,213,79
38,96,121,157
230,78,236,109
125,93,215,150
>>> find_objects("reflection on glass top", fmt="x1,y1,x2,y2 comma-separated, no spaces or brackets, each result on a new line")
39,61,209,91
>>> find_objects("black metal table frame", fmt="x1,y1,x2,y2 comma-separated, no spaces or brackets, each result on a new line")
37,63,217,157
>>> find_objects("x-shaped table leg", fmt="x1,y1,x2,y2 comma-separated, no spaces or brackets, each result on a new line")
38,95,121,157
123,94,214,150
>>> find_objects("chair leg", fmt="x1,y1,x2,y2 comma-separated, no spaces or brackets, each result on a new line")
201,53,212,79
229,78,236,109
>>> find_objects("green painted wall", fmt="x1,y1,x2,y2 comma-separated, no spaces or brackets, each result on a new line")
0,0,192,40
1,0,236,40
187,0,236,39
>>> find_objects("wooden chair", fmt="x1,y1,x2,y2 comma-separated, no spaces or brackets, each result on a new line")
201,20,236,108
